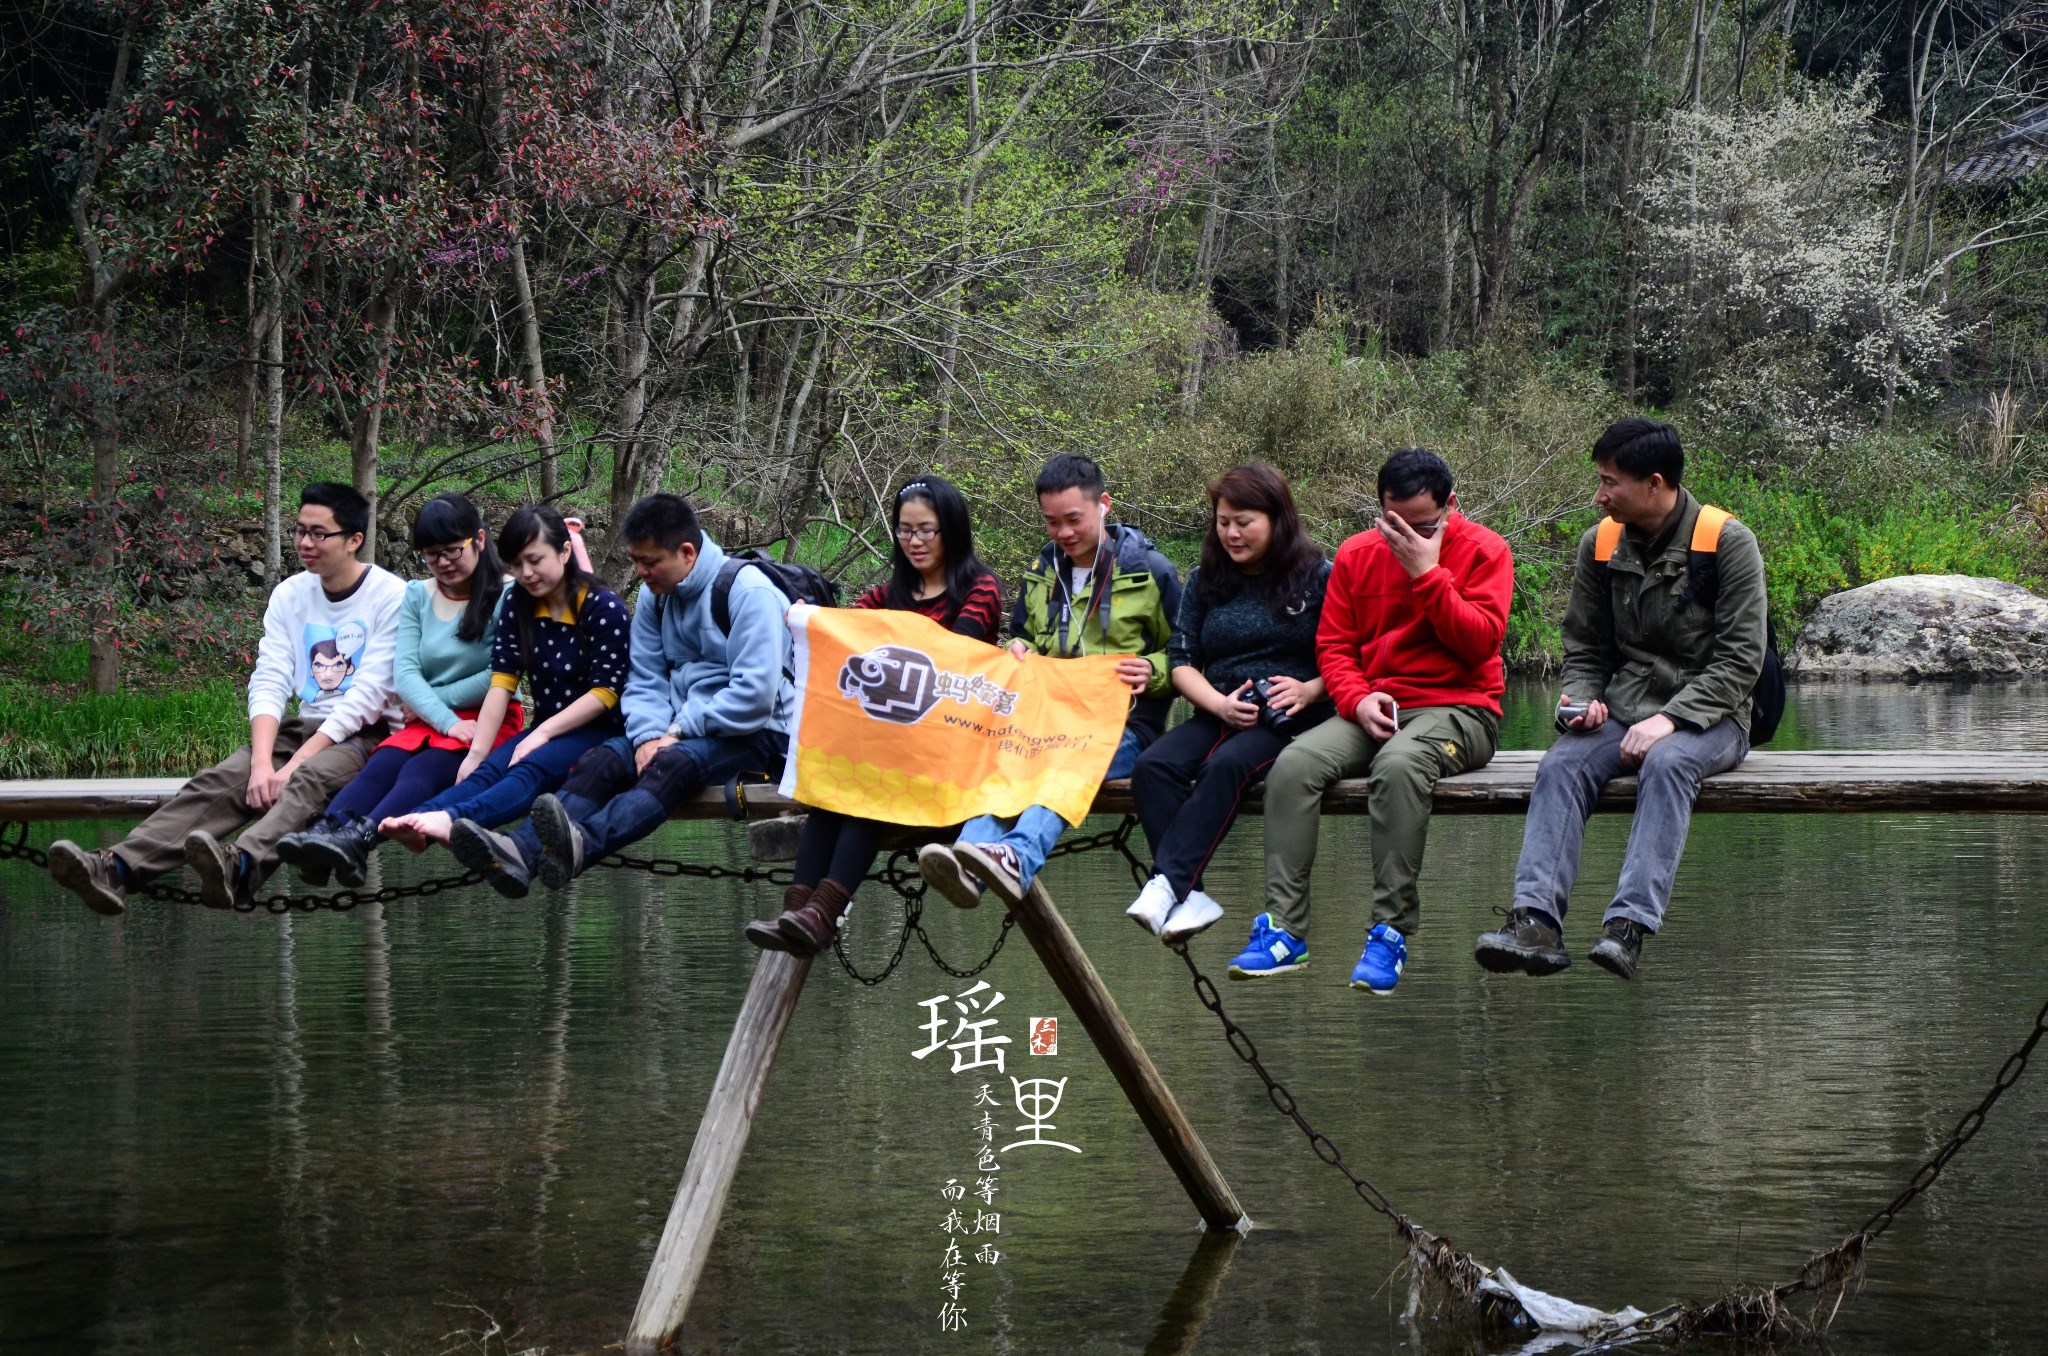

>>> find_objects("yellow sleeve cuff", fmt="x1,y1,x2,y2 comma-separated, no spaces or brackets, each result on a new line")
590,687,620,709
491,672,520,692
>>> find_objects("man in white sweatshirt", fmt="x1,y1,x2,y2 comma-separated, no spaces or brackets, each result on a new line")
48,483,407,912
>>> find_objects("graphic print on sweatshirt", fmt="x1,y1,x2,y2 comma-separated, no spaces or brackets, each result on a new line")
299,619,372,707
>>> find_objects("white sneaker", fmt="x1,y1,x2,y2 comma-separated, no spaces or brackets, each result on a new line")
919,842,984,911
1160,890,1225,943
1125,875,1176,935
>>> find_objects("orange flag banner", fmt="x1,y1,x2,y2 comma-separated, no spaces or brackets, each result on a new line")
779,604,1133,828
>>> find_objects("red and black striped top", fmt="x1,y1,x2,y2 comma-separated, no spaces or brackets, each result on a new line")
855,571,1005,645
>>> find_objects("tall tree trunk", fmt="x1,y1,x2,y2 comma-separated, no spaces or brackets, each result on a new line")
1181,178,1225,415
262,285,286,586
349,273,402,562
86,397,121,694
237,243,260,488
69,11,137,694
508,234,558,499
1437,191,1458,354
603,263,657,572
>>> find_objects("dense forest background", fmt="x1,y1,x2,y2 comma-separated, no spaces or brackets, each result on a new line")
6,0,2048,770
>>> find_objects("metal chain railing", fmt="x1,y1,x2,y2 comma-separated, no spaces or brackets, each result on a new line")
1168,935,1411,1225
1163,898,2048,1342
1853,991,2048,1245
0,818,1017,978
827,848,1017,986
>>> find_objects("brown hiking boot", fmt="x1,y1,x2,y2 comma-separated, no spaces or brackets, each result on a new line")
49,840,128,916
184,830,251,910
745,884,814,953
777,879,853,955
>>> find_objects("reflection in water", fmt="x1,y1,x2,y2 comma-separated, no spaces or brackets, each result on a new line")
1142,1232,1240,1356
528,895,576,1293
1,682,2044,1354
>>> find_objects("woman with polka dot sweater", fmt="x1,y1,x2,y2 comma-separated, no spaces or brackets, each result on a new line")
381,506,629,849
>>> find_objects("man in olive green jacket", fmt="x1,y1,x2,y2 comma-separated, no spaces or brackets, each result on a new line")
1476,418,1767,980
919,453,1180,909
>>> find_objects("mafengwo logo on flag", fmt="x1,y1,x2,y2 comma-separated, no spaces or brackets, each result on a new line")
1029,1017,1058,1056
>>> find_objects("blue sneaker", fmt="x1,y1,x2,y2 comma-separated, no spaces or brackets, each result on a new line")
1350,923,1407,994
1226,912,1310,980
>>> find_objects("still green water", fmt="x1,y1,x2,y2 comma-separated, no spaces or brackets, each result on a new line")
3,682,2044,1355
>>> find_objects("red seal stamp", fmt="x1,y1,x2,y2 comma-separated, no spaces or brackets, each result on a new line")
1028,1016,1057,1056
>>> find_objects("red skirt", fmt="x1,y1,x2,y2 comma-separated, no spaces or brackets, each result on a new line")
379,701,526,753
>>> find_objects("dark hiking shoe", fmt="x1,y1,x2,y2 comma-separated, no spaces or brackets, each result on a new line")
1589,918,1648,980
184,830,250,910
529,794,587,889
745,884,816,953
448,819,532,900
777,879,853,955
49,840,127,916
1473,907,1571,977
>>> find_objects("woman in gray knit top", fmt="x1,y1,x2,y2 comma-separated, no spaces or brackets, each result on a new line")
1126,463,1332,944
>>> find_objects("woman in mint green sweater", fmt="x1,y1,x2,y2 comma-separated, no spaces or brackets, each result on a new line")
278,494,520,885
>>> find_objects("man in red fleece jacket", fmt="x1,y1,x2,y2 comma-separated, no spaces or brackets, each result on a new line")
1228,449,1514,993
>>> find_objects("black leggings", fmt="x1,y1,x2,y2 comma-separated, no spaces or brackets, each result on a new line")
1132,711,1301,901
792,808,887,892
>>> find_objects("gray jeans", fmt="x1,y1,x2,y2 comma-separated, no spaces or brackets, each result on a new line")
1510,715,1748,933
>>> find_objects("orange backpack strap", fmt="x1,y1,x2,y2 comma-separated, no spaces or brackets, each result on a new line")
1690,504,1733,553
1593,517,1625,562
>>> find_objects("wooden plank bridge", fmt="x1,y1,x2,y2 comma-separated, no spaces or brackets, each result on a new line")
10,748,2043,1352
7,749,2048,822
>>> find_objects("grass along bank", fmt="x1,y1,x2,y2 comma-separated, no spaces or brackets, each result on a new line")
0,680,246,779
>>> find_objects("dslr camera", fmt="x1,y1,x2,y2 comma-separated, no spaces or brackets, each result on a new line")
1245,677,1298,735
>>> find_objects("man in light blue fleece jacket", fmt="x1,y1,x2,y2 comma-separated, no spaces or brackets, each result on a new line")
459,493,793,892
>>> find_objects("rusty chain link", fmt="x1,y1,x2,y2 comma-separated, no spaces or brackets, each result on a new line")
1169,937,1408,1223
1852,990,2048,1244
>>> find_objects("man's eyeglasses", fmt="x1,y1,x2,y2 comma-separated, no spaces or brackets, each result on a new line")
1379,514,1448,538
895,524,941,543
417,538,475,566
293,523,349,544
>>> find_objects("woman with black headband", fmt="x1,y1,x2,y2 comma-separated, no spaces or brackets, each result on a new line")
745,474,1003,953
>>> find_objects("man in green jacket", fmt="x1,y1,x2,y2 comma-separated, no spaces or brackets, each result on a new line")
1476,418,1767,980
919,453,1181,907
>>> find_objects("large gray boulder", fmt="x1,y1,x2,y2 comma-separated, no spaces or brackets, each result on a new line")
1788,575,2048,679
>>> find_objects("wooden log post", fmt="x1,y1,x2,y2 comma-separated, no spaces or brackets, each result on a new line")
626,949,813,1353
1008,878,1250,1232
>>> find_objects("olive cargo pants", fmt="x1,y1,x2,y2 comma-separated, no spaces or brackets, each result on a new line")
110,717,381,886
1262,704,1500,940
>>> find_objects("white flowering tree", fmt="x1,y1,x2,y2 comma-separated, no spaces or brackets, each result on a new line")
1640,78,1958,448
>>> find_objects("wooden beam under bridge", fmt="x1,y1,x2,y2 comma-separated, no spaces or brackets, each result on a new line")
13,749,2048,821
623,876,1246,1354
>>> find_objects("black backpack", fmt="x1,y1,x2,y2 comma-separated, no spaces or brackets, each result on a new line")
710,551,840,634
1592,505,1785,745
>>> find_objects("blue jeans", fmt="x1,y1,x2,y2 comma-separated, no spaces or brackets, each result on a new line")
510,729,788,866
956,727,1143,890
412,724,616,829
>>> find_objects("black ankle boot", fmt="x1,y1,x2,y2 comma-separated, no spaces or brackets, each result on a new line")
278,815,347,886
299,815,382,889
